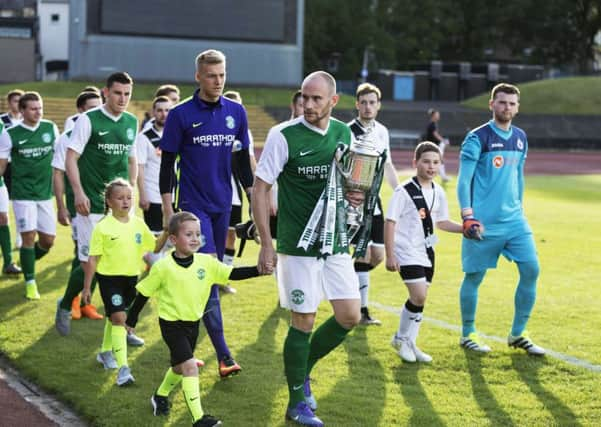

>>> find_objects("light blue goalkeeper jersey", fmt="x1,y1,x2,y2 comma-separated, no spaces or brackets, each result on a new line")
457,120,530,238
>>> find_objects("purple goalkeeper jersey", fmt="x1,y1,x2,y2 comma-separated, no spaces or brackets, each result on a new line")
161,90,250,213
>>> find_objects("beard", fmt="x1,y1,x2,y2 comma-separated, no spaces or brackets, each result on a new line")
494,110,514,124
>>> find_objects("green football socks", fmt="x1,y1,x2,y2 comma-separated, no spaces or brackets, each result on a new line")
19,246,35,282
306,316,350,375
0,225,13,268
283,326,311,408
34,241,49,260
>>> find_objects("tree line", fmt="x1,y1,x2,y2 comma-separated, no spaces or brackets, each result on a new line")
304,0,601,78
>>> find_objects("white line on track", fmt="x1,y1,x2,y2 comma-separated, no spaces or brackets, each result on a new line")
371,301,601,373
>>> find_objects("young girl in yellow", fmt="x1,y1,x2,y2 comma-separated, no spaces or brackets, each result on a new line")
82,178,155,386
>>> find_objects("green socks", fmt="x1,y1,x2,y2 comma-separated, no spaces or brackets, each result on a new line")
306,316,350,375
60,263,84,310
34,241,49,260
182,376,203,422
111,325,128,367
157,367,182,396
101,319,113,352
60,262,98,311
0,225,13,268
283,326,311,408
19,246,35,282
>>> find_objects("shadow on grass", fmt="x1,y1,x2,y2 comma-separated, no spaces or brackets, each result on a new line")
511,354,582,427
16,319,174,427
392,359,445,427
463,350,515,426
0,259,71,322
170,304,289,426
317,326,386,426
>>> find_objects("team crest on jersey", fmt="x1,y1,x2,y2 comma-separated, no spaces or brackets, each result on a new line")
291,289,305,305
42,132,52,143
493,155,504,168
126,128,135,141
232,140,242,152
111,294,123,306
517,138,524,150
135,233,142,244
197,268,206,280
225,115,235,129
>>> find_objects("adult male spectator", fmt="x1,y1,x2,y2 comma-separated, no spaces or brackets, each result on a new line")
0,92,59,299
65,72,143,345
457,83,545,356
347,83,400,326
137,96,171,235
253,71,362,427
159,49,253,377
425,108,450,182
54,91,105,335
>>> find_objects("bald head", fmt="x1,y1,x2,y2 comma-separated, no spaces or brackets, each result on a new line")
302,71,337,97
300,70,339,129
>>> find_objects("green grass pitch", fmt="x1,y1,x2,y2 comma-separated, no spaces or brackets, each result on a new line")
0,174,600,426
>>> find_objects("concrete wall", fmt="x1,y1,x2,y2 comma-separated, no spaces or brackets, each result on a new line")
38,0,69,78
0,38,36,82
68,0,304,86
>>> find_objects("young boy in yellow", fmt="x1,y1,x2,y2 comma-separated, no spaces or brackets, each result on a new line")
126,211,268,427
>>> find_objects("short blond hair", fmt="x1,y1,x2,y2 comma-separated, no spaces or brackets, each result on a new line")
196,49,226,70
356,83,381,101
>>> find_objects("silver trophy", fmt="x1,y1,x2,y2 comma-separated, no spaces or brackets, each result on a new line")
335,133,381,241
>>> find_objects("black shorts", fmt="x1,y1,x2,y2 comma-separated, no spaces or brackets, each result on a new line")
159,318,200,366
399,265,435,284
351,214,384,246
143,203,163,234
370,213,384,245
96,274,138,316
229,205,242,228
